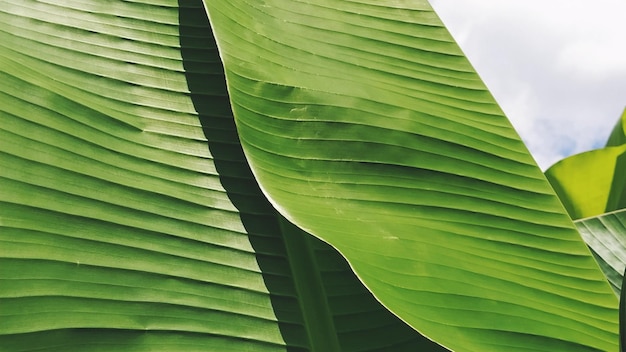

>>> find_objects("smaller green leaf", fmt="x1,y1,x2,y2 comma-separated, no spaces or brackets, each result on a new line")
546,145,626,220
575,209,626,294
619,266,626,352
607,108,626,147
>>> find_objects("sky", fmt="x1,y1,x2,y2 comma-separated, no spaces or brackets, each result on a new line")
428,0,626,169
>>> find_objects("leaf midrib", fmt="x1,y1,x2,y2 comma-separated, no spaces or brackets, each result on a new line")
279,217,342,351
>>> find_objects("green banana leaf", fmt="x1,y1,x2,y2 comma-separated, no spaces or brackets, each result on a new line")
0,0,621,351
575,209,626,295
607,109,626,147
205,0,619,350
621,265,626,352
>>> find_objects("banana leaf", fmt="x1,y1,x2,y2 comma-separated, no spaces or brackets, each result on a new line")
575,209,626,295
607,109,626,147
204,0,618,350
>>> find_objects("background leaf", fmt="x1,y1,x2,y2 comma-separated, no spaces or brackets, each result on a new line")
607,108,626,148
546,146,626,220
205,0,620,350
575,210,626,295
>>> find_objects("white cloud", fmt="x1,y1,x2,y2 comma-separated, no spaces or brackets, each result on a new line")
429,0,626,169
558,41,626,79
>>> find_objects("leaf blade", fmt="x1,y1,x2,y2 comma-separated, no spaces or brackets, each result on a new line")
205,0,619,350
575,209,626,295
